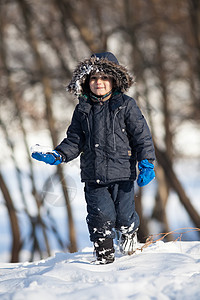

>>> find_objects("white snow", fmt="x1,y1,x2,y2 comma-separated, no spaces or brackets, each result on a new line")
30,144,53,154
0,241,199,300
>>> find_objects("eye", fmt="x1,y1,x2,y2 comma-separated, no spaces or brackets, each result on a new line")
102,76,109,80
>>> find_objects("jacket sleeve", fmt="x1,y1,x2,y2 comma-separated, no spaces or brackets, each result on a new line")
125,98,155,162
55,105,85,162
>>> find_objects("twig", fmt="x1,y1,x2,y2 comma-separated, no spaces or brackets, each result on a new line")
138,227,200,252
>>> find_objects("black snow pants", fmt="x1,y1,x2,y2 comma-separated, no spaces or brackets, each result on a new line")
84,181,140,242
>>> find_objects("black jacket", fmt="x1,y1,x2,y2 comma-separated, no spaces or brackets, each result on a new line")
56,92,155,184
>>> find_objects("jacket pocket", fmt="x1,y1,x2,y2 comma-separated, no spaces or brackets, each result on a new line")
107,151,132,180
114,127,130,148
80,151,95,180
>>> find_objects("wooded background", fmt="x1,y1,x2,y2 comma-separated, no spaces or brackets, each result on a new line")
0,0,200,263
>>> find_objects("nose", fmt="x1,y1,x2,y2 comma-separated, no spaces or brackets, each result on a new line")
96,77,102,83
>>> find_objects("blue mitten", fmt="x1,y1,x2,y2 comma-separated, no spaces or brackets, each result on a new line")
31,145,62,165
137,159,155,187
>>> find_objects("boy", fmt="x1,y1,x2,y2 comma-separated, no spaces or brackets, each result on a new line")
32,52,156,264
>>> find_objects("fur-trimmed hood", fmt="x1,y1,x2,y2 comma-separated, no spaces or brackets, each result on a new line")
67,52,134,96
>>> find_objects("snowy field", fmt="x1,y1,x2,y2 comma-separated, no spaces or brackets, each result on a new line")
0,241,200,300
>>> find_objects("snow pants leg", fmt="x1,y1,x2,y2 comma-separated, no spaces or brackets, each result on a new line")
84,181,140,242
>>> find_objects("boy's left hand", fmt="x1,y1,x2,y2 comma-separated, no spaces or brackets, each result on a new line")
137,159,155,187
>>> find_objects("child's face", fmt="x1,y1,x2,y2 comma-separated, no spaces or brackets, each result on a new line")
89,74,113,96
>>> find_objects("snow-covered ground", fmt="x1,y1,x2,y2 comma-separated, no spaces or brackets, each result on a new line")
0,241,200,300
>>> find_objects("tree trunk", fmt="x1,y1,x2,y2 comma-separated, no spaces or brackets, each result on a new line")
135,188,149,243
17,0,77,253
0,172,21,263
155,146,200,232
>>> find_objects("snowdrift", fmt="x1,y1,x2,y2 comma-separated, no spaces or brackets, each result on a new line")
0,241,199,300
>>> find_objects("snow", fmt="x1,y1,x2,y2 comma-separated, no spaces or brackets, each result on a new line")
30,144,53,154
0,241,199,300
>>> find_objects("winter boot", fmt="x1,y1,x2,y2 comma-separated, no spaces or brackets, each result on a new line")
119,229,138,255
94,238,115,264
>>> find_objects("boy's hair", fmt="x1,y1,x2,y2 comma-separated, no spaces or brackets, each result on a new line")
67,52,134,96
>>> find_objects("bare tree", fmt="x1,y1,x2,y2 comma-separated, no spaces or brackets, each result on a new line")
17,0,77,253
0,172,21,262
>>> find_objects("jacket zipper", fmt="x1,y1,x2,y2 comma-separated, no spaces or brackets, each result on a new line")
113,106,126,151
105,106,109,181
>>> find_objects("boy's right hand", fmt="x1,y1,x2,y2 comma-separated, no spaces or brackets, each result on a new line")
31,145,62,165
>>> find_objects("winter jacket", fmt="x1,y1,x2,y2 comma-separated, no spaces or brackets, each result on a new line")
55,91,155,184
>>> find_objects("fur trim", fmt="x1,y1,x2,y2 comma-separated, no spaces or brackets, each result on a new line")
67,56,134,96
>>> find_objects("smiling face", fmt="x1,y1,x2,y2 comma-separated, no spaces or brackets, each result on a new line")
89,74,113,96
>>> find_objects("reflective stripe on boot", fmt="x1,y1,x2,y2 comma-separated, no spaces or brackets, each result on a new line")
119,229,138,255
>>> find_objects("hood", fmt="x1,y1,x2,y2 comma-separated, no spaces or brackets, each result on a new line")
67,52,134,96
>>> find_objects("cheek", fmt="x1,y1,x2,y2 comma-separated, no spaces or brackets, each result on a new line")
89,81,94,89
107,81,113,90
